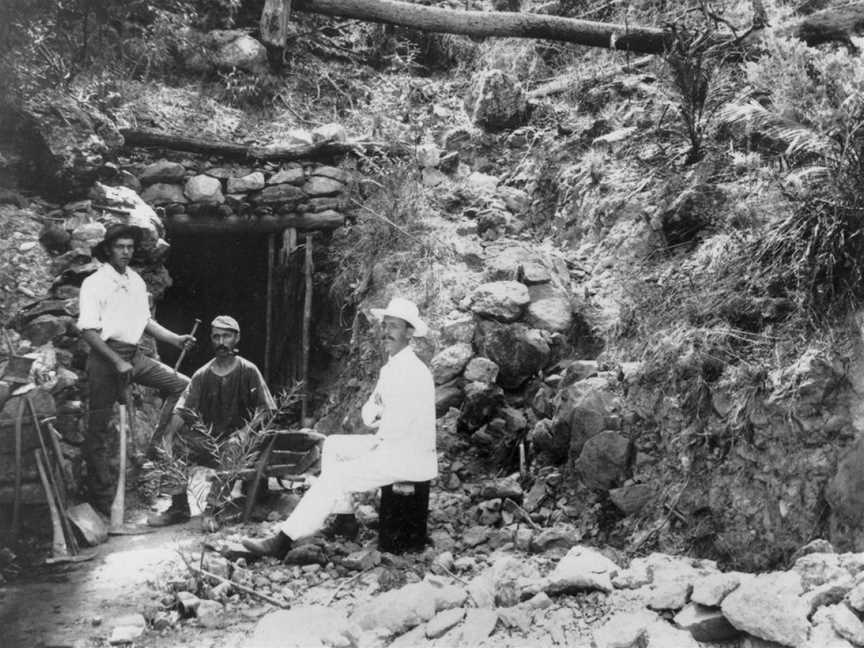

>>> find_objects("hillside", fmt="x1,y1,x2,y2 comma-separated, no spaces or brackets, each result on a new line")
4,0,864,646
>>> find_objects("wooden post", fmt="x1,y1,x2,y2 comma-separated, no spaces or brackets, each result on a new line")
301,233,314,421
264,233,276,381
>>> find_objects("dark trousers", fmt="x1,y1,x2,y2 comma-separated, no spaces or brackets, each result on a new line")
84,341,189,510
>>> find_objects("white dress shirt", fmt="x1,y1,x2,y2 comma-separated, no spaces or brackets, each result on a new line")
77,263,151,344
361,345,438,481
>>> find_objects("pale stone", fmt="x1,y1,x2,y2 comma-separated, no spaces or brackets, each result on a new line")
184,175,224,203
545,545,619,594
227,171,265,193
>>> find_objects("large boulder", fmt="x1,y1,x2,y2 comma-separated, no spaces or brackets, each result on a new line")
469,281,530,322
15,94,123,198
140,182,187,206
89,182,164,256
185,175,225,204
553,377,618,459
431,343,474,385
545,545,620,594
464,70,528,131
720,571,811,647
246,606,359,648
574,431,630,491
210,30,268,74
350,582,437,636
526,284,573,332
139,160,186,185
459,380,504,432
474,320,550,389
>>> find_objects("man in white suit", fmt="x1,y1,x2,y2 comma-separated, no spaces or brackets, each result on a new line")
241,297,437,558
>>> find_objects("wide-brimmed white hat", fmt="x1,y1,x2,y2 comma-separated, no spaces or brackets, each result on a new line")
370,297,428,337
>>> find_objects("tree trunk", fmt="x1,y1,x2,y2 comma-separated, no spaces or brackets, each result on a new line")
120,127,409,160
292,0,675,53
261,0,294,47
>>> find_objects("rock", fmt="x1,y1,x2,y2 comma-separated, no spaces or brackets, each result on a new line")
497,605,530,632
435,380,463,415
474,321,550,389
575,431,631,491
303,176,344,197
246,606,358,648
815,604,864,645
648,578,693,611
350,582,437,635
109,613,146,630
529,527,580,554
253,183,306,205
388,625,427,648
805,620,856,648
20,94,123,197
431,343,473,384
458,380,504,432
479,476,523,500
462,525,490,547
185,175,224,203
545,545,619,594
463,357,499,383
441,316,476,345
691,572,742,606
294,210,345,230
644,619,702,648
227,172,265,193
674,603,741,642
593,609,659,648
720,571,811,647
312,123,348,143
802,579,853,613
469,281,530,322
612,560,652,589
22,314,67,345
424,575,468,611
425,608,465,639
69,222,106,255
464,69,528,131
343,549,381,572
497,185,530,215
108,625,144,644
458,609,498,644
526,288,573,332
268,168,305,185
139,160,185,184
196,599,225,628
176,591,201,614
211,31,268,74
793,553,848,590
847,582,864,612
283,544,326,565
311,166,351,184
609,483,654,515
140,182,187,205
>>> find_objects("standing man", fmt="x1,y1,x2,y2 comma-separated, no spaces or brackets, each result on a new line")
147,315,276,528
241,297,437,558
78,223,196,517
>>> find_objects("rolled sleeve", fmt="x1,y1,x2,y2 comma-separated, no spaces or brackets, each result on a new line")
76,277,102,332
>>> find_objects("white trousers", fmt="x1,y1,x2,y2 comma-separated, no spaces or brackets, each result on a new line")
279,434,408,540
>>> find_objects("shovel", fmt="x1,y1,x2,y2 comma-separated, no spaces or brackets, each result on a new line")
1,329,35,385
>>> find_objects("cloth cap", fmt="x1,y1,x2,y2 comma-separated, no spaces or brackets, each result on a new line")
211,315,240,333
370,297,428,337
92,223,143,261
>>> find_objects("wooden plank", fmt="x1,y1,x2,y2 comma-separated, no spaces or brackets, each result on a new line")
264,233,276,381
163,212,345,234
301,233,314,421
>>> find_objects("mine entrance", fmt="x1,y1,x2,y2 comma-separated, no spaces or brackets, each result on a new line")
157,232,271,377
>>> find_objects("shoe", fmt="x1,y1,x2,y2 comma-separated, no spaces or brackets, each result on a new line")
241,532,292,559
147,494,191,527
324,514,360,541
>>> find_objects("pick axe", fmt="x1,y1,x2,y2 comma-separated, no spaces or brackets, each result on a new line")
109,377,153,535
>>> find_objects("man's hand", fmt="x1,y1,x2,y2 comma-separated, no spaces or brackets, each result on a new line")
174,333,196,350
114,358,133,376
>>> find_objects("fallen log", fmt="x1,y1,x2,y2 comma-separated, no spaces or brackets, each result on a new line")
291,0,678,53
120,127,409,160
781,3,864,48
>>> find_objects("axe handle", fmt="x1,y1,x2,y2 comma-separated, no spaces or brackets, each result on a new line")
173,318,201,372
35,449,68,558
10,397,24,540
110,401,128,530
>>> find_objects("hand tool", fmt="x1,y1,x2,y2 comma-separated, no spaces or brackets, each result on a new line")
110,382,130,533
173,318,201,374
10,397,25,541
35,448,68,560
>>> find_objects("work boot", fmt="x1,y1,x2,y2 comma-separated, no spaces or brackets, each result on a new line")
323,514,360,541
241,531,292,559
147,493,191,527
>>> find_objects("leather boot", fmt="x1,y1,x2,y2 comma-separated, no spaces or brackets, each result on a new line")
242,532,292,559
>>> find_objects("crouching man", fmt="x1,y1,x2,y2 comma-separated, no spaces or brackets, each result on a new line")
241,297,437,558
148,315,276,529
